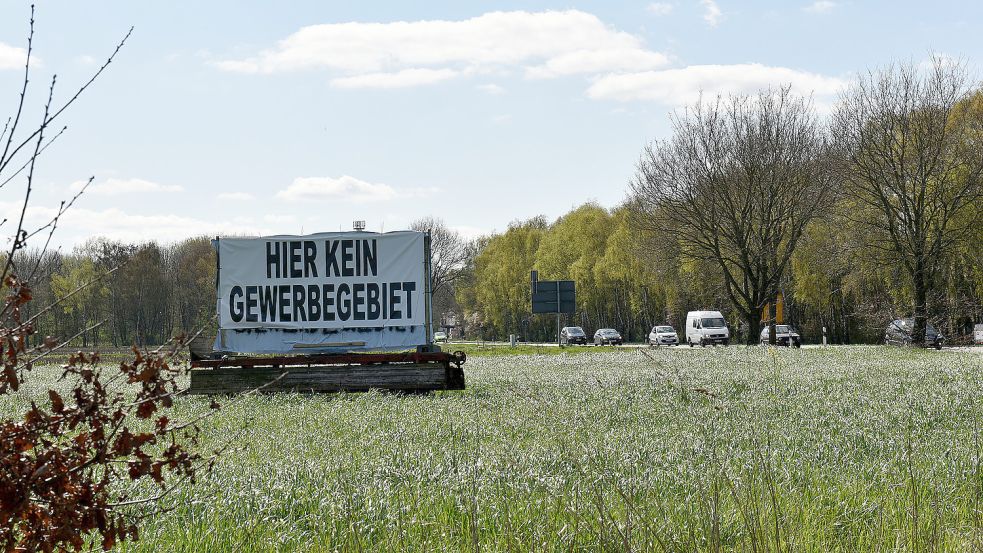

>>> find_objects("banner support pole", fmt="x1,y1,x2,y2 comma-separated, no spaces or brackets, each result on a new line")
424,231,433,347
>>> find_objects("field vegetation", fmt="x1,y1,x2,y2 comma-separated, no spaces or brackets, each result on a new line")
4,347,981,551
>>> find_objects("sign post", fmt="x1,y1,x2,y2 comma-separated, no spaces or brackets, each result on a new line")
531,271,576,345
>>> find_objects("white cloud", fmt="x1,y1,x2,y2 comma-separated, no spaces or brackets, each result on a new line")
214,10,668,86
217,191,255,201
276,175,436,203
70,177,183,196
330,68,459,89
700,0,723,27
0,42,35,70
477,83,506,95
0,202,265,246
587,63,846,105
647,3,674,16
525,48,668,79
803,1,836,13
491,114,512,125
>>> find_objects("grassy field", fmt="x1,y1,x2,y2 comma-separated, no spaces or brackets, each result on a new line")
4,346,983,551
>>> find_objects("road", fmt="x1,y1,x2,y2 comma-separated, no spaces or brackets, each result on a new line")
444,341,983,352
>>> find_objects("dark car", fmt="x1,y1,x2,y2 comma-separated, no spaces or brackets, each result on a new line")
593,328,623,345
560,326,588,345
885,319,944,350
759,325,802,347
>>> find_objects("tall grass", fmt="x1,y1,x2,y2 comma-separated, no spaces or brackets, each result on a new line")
2,346,981,551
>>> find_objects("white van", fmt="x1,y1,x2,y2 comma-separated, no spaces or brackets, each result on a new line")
685,310,730,346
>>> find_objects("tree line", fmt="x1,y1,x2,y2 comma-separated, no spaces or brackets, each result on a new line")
16,237,216,349
452,58,983,345
14,58,983,348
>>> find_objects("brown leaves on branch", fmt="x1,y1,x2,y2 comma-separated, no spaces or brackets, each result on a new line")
1,279,214,552
0,7,223,551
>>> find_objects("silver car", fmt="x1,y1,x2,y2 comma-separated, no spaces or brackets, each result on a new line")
759,325,801,347
648,325,678,346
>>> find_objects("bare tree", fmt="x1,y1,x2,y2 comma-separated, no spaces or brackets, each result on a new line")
630,87,833,344
833,57,983,345
410,216,468,294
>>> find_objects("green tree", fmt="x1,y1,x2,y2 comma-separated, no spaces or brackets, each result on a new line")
534,203,613,332
468,218,546,339
51,256,108,347
593,208,664,340
834,59,983,344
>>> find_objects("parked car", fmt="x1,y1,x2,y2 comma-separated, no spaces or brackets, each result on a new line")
685,310,730,346
648,325,678,346
433,331,448,343
560,326,588,345
759,325,801,347
975,323,983,345
593,328,623,345
885,319,944,349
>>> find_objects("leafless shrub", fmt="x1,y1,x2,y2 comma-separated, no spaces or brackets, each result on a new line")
0,7,220,551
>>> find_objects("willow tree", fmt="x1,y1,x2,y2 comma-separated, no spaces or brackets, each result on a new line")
591,207,672,340
834,59,983,345
468,217,546,339
534,203,613,330
630,87,833,344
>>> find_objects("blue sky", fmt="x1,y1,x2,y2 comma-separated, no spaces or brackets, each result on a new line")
0,1,980,248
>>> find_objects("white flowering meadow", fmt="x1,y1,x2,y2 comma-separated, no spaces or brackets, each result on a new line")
4,346,983,551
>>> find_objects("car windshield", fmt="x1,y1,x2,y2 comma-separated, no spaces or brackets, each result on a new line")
600,329,618,335
656,326,674,333
566,327,585,336
701,317,726,328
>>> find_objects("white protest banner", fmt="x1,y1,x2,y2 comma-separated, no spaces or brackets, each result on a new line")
213,231,429,353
